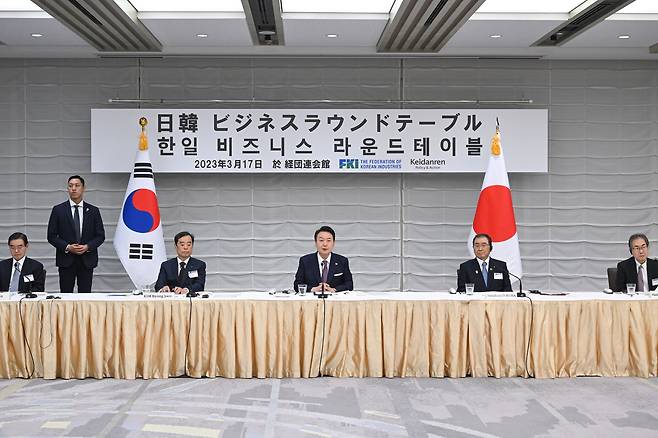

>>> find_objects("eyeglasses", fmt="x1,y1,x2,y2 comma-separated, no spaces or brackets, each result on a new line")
632,245,648,252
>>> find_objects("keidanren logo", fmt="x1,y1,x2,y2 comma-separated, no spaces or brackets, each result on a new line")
410,158,446,166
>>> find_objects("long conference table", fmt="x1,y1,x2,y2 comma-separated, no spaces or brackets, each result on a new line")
1,291,657,380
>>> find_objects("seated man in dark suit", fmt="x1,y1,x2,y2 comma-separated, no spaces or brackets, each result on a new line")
294,225,353,293
615,233,658,292
457,233,512,292
155,231,206,294
0,232,45,292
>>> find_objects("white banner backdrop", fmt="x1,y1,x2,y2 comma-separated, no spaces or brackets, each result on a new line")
91,109,547,173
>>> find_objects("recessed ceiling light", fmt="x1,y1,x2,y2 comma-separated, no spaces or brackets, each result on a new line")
327,34,338,38
0,1,42,12
477,0,585,13
282,0,395,13
129,0,243,12
618,34,630,39
196,33,208,38
30,33,43,38
490,34,502,39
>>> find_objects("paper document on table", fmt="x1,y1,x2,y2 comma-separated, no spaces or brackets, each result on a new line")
481,292,517,298
534,290,568,296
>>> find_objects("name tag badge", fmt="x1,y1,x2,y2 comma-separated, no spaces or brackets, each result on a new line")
23,274,34,282
493,272,503,280
652,278,658,287
188,270,198,278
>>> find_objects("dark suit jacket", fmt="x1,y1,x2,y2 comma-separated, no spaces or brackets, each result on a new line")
0,257,45,292
294,252,353,292
457,257,512,292
47,201,105,269
155,257,206,293
615,257,658,292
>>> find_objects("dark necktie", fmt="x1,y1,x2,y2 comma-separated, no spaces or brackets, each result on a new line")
9,261,20,292
637,265,645,292
321,260,328,284
73,204,82,243
178,261,187,287
482,261,488,288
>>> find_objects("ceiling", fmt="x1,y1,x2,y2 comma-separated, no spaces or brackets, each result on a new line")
0,0,656,59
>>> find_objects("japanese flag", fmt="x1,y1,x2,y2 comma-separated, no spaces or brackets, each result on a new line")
468,127,523,282
113,124,167,288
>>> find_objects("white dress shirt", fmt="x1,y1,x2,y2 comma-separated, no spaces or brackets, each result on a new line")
10,256,26,281
477,257,491,274
177,257,190,275
317,253,332,278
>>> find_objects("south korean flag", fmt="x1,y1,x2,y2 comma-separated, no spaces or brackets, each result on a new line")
113,124,167,288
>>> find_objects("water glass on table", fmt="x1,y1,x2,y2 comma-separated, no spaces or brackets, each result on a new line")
298,284,307,295
465,283,475,295
626,283,636,295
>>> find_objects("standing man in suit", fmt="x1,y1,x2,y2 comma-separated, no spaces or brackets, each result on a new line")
294,225,353,293
47,175,105,293
615,233,658,292
155,231,206,294
457,233,512,292
0,232,45,292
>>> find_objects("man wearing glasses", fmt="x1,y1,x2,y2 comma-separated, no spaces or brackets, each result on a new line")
615,233,658,292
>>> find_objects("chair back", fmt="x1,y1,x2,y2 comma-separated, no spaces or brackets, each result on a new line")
606,267,617,290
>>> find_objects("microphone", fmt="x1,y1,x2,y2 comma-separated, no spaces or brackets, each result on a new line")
508,272,525,298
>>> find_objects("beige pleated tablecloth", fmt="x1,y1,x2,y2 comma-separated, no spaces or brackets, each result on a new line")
1,292,657,379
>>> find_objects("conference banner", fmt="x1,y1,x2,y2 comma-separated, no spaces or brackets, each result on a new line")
91,108,547,173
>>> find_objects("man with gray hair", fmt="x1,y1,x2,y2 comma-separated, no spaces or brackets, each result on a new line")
615,233,658,292
0,232,45,292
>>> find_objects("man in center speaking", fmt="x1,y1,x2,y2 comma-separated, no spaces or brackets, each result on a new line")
457,233,512,292
294,225,353,293
155,231,206,294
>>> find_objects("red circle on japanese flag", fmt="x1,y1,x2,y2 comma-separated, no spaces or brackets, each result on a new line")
473,185,517,242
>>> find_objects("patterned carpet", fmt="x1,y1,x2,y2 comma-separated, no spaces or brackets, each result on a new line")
0,377,657,437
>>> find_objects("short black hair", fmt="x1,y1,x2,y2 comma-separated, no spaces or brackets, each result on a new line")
174,231,194,245
68,175,85,186
8,232,28,246
472,233,492,247
628,233,649,250
314,225,335,241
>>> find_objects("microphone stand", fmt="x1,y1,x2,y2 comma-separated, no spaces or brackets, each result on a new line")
23,281,37,299
316,282,329,299
508,272,525,298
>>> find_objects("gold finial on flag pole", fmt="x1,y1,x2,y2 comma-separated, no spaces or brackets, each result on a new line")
139,117,148,151
491,117,501,156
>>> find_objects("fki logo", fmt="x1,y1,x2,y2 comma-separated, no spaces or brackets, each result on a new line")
339,159,359,169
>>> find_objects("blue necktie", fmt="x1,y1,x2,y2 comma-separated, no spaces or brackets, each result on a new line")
482,261,488,288
9,261,20,292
